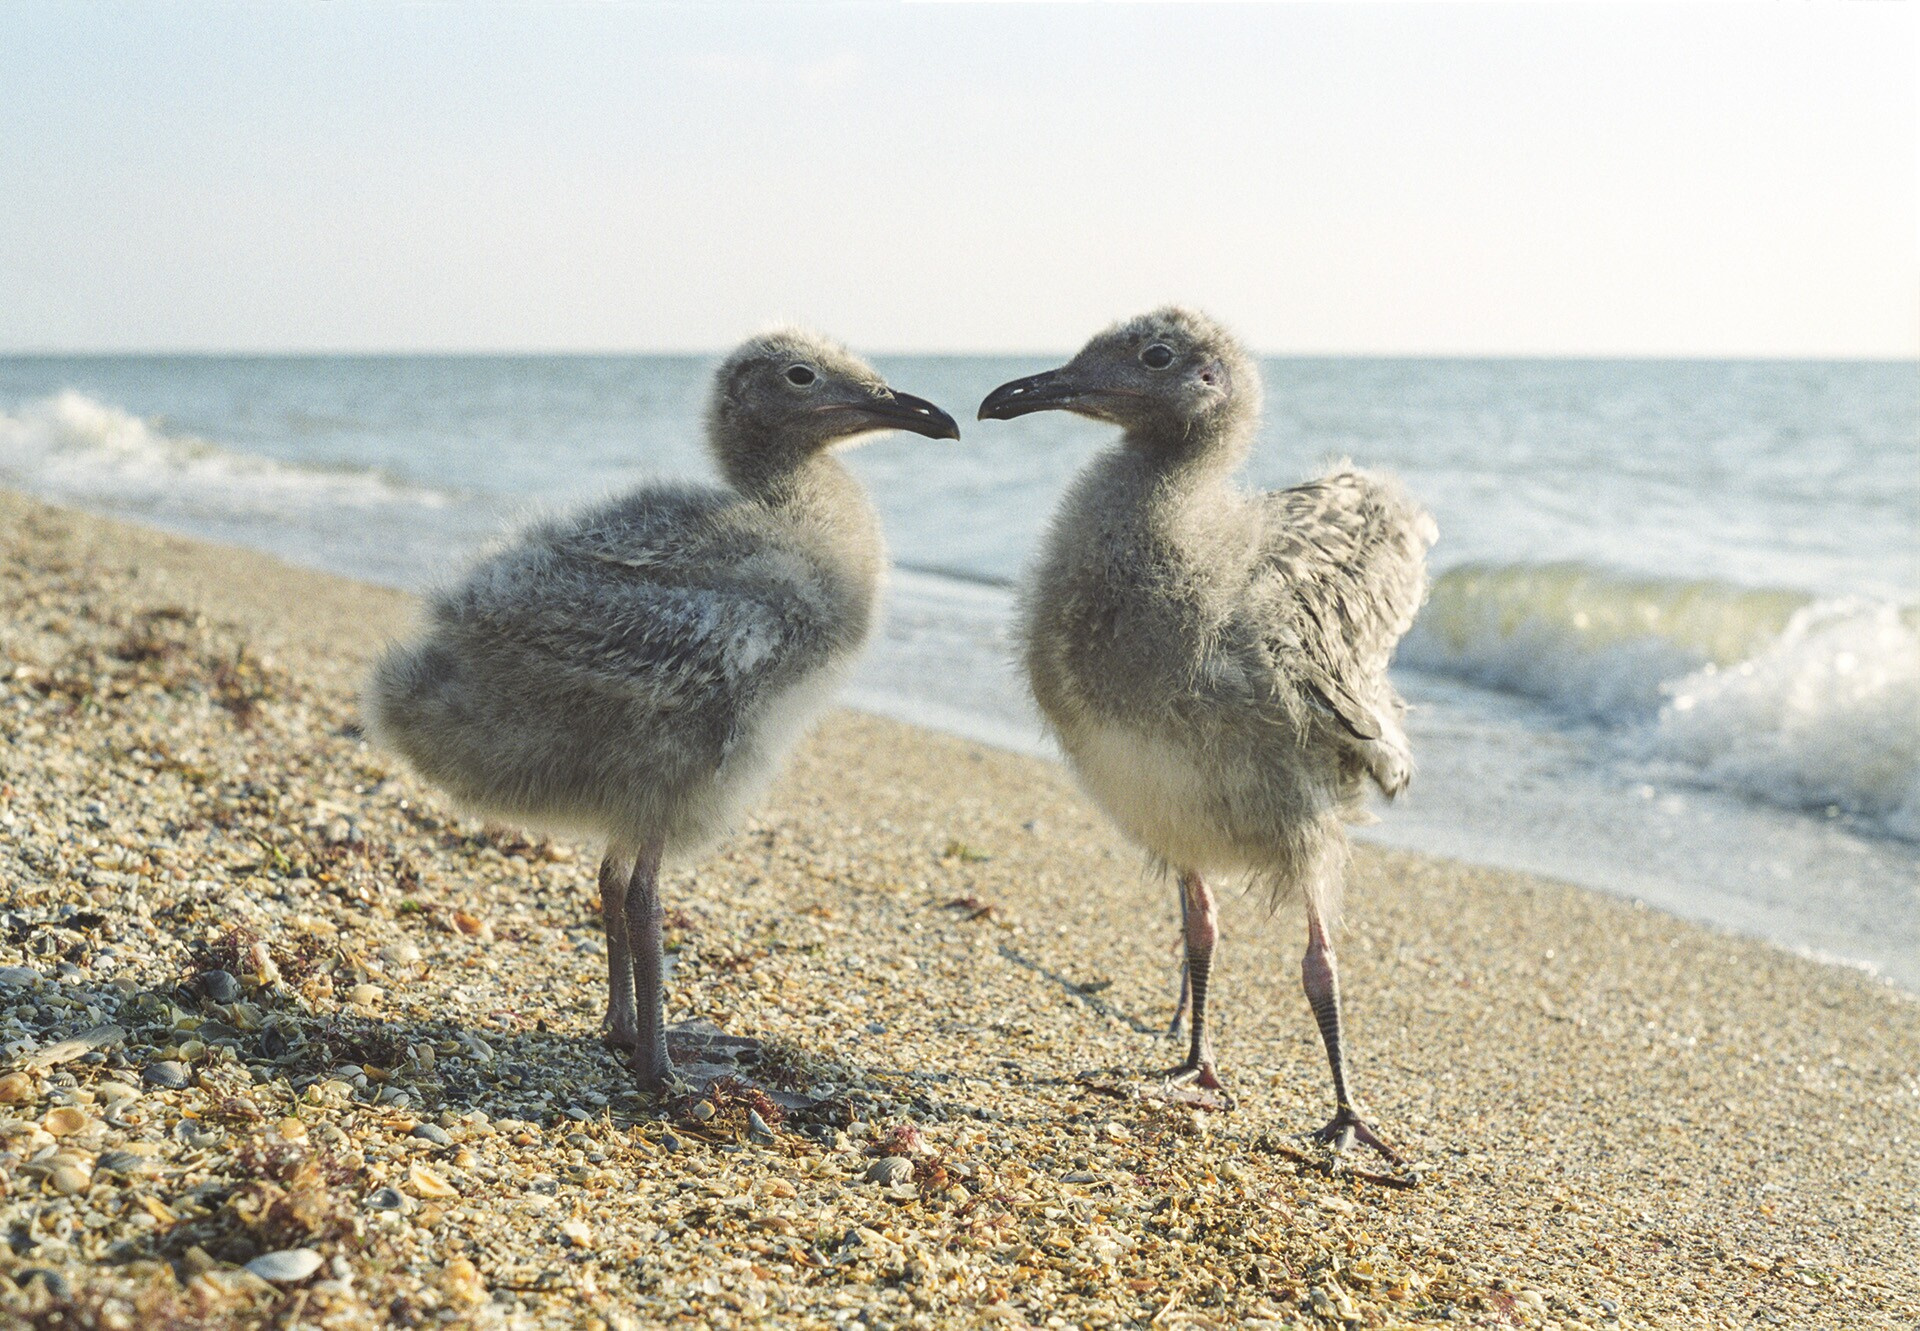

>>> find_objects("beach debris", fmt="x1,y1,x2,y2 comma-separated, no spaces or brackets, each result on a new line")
141,1059,191,1089
244,1248,323,1284
200,968,242,1003
865,1156,913,1186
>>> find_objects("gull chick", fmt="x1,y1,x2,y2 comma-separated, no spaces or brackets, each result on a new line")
980,307,1433,1159
366,331,959,1090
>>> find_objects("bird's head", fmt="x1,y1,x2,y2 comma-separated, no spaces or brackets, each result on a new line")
977,306,1259,449
707,329,958,489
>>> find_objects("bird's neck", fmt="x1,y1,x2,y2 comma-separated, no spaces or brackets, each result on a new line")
1124,417,1252,487
735,450,885,586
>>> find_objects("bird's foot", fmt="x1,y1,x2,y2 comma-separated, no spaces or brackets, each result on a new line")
1160,1058,1236,1110
1310,1105,1402,1166
627,1049,681,1097
602,1022,638,1053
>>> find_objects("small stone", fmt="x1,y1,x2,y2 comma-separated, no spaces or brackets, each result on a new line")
143,1061,191,1089
560,1219,592,1248
365,1186,411,1212
347,983,381,1007
660,1132,682,1153
200,970,241,1003
245,1248,323,1284
688,1099,716,1123
0,966,39,987
277,1117,308,1141
0,1072,35,1104
49,1162,92,1195
1060,1170,1098,1184
440,1256,486,1308
94,1082,141,1106
42,1106,90,1136
379,941,422,967
411,1122,452,1146
746,1109,776,1144
865,1156,914,1186
18,1270,69,1298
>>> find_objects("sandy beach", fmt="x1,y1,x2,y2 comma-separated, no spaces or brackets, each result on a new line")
0,488,1914,1330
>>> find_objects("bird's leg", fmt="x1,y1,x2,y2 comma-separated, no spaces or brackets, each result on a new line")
599,851,638,1051
1164,870,1231,1102
1166,884,1192,1038
1302,902,1401,1164
623,841,676,1092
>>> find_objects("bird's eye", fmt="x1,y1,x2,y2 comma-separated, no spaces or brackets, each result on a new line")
1140,344,1175,369
784,365,817,386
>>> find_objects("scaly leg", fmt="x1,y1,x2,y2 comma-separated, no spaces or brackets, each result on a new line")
599,851,638,1050
1302,900,1401,1163
1164,870,1230,1101
624,841,675,1092
1167,883,1192,1038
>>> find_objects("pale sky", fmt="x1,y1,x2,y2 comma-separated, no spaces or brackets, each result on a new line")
1,2,1914,357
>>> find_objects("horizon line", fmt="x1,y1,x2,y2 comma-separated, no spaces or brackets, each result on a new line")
3,346,1916,364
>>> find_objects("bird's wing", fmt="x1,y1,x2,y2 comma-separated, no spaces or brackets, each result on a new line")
442,488,826,712
1253,467,1436,745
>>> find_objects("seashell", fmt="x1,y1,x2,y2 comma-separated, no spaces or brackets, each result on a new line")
244,1248,323,1284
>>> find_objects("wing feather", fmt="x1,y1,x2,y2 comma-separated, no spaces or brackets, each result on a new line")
1254,467,1435,752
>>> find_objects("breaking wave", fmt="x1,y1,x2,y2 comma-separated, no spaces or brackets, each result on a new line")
1403,562,1920,838
0,390,450,521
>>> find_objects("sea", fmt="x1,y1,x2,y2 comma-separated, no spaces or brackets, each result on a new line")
2,354,1915,989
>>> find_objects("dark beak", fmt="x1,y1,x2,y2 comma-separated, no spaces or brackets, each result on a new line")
849,391,961,441
977,368,1078,421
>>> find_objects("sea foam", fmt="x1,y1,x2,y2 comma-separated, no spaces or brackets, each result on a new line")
0,390,448,520
1402,562,1920,838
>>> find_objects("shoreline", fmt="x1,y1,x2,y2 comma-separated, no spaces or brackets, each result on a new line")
2,489,1916,1329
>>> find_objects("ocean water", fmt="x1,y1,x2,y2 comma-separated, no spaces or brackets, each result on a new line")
2,354,1915,987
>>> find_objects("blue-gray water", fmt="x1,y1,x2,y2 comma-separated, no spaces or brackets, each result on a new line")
2,355,1915,987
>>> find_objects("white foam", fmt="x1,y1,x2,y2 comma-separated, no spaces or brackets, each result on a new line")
0,390,449,521
1645,599,1920,837
1401,562,1920,838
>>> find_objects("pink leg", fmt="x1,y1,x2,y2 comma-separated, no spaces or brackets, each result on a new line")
1167,883,1192,1037
624,841,675,1092
599,851,638,1050
1302,901,1400,1163
1165,870,1231,1102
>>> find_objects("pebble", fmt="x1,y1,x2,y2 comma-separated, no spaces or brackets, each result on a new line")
17,1269,70,1298
411,1122,452,1146
94,1081,141,1105
245,1248,324,1284
0,966,39,987
142,1060,190,1089
379,941,422,967
865,1156,914,1186
200,969,242,1003
365,1187,412,1212
49,1163,92,1195
747,1109,776,1144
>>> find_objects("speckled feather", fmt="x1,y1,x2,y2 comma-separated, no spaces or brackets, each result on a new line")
1014,307,1437,912
363,332,892,861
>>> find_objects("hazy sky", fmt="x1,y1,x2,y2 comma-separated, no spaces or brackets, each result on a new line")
2,2,1914,356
